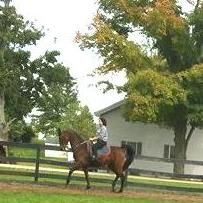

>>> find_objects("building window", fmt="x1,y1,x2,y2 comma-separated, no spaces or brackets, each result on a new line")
121,141,142,156
164,144,175,159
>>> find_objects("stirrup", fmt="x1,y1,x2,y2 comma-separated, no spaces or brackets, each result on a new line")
92,155,96,160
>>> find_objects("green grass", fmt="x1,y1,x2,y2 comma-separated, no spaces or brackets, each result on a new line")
0,190,186,203
7,145,68,169
0,173,111,189
8,146,44,158
0,174,34,184
128,175,203,190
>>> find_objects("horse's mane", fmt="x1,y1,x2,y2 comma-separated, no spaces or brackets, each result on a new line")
63,129,84,142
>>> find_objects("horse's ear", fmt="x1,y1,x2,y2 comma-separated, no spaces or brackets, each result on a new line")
57,128,61,136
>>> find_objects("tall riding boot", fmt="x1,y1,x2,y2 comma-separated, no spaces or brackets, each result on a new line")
92,147,96,160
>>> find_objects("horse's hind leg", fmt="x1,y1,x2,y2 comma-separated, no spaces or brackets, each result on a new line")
112,175,119,192
112,174,126,193
83,169,90,190
119,174,125,193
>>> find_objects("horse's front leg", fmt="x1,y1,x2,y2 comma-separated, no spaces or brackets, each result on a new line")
66,162,80,186
83,168,90,190
66,169,73,185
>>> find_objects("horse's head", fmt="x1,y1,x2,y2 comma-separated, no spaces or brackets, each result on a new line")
57,128,71,151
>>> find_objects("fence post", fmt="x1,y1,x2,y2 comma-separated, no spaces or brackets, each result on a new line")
34,146,40,182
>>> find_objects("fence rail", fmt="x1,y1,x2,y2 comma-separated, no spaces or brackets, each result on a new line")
1,141,203,184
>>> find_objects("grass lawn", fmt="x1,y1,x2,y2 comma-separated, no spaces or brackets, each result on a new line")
7,145,68,169
128,175,203,191
8,147,44,158
0,170,203,203
0,192,162,203
0,183,201,203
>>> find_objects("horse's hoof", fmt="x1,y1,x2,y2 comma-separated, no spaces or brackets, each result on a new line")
114,190,122,193
65,182,70,187
111,188,123,193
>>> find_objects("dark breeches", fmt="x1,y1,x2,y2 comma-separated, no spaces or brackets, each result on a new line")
92,139,106,156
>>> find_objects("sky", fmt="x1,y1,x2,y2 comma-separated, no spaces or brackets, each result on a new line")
12,0,125,115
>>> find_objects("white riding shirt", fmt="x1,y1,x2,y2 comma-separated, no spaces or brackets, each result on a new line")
96,125,108,142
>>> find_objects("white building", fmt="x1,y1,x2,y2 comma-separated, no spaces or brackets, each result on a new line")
95,100,203,175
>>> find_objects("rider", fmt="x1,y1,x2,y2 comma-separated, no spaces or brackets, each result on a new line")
90,117,108,160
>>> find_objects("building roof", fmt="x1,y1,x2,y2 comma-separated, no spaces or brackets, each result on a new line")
94,100,124,116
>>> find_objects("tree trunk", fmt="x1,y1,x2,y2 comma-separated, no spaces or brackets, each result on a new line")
173,121,187,174
0,90,7,159
0,90,7,139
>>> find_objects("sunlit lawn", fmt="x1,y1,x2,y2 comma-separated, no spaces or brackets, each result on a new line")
0,190,191,203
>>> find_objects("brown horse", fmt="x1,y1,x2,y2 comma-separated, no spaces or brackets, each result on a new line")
58,128,135,192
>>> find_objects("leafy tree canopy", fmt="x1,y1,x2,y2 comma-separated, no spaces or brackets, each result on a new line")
32,95,96,138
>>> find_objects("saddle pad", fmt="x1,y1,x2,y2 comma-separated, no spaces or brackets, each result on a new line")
97,145,110,156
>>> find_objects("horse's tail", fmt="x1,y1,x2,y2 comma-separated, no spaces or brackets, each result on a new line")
122,144,135,171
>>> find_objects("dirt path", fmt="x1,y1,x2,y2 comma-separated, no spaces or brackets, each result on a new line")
0,182,203,202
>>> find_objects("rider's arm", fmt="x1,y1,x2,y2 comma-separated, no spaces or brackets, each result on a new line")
89,137,98,141
89,128,101,141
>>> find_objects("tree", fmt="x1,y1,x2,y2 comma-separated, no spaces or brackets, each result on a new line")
21,125,35,143
59,103,96,138
77,0,203,174
32,100,96,139
9,120,35,143
0,0,42,139
0,0,77,143
29,51,77,136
